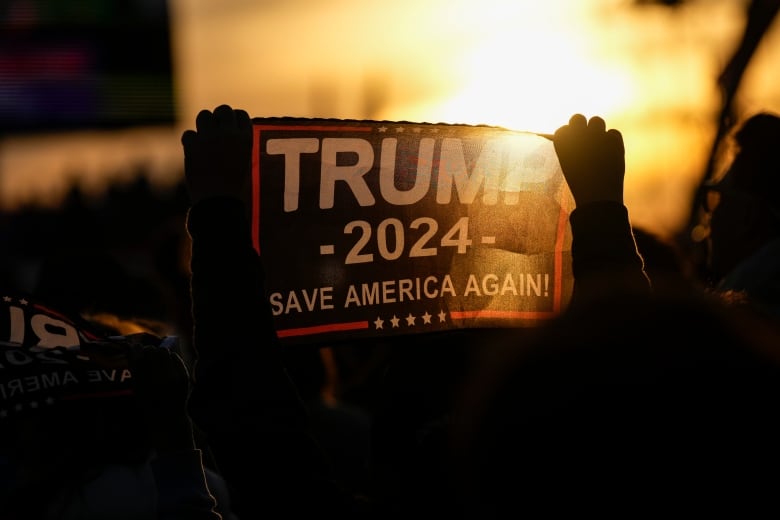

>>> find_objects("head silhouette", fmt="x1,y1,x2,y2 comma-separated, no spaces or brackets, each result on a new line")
704,114,779,270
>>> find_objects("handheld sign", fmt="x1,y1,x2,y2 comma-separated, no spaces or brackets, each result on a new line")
252,118,574,345
0,293,172,421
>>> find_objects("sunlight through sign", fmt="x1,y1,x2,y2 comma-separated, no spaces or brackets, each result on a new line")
251,118,574,345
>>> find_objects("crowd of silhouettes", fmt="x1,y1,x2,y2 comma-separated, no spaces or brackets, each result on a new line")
1,106,779,518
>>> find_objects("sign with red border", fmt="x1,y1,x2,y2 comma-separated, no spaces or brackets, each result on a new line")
252,118,574,345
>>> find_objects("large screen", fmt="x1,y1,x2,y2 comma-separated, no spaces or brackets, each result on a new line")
0,0,176,134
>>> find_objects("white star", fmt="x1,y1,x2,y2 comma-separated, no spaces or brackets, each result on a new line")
30,401,38,409
19,298,28,305
45,397,55,405
438,310,447,322
0,410,7,418
412,127,421,133
14,403,22,411
422,311,432,324
2,296,11,302
395,127,405,133
405,313,416,326
374,317,384,330
378,126,387,133
390,315,400,328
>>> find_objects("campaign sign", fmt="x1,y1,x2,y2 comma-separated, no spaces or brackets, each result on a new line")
0,294,164,421
251,118,574,345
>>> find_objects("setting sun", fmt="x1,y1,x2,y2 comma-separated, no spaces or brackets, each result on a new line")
379,1,635,134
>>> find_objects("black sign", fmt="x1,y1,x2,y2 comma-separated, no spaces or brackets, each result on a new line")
252,118,574,345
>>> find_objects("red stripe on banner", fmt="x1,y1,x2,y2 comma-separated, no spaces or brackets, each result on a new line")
252,124,262,255
552,190,571,313
276,320,370,338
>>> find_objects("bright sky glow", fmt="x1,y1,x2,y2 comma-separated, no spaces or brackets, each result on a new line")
2,0,779,239
373,1,635,133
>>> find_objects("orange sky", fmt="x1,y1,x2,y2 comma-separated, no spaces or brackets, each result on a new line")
2,0,778,240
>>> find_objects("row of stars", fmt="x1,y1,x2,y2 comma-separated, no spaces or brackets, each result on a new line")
376,125,441,134
2,295,29,305
0,396,56,418
373,310,448,330
374,125,518,136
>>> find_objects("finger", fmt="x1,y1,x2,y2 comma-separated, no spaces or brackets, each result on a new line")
587,116,606,134
568,113,587,129
554,114,583,142
213,104,236,129
235,109,252,137
605,128,625,154
195,109,216,133
181,129,197,148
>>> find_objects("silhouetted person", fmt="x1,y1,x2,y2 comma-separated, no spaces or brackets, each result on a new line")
452,283,780,517
181,105,364,519
178,109,650,519
0,298,226,519
450,114,780,517
700,111,780,318
632,225,694,290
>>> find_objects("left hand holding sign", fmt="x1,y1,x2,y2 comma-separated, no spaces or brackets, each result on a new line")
181,104,253,206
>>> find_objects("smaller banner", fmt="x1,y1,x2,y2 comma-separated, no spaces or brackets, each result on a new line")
252,118,574,345
0,293,170,421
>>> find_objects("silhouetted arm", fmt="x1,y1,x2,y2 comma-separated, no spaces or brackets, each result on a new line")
553,114,651,304
182,105,361,519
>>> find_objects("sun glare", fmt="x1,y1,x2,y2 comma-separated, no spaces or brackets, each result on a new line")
427,35,634,134
383,1,635,134
5,0,776,238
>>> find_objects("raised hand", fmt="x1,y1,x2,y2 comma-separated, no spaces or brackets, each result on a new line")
181,104,253,206
553,114,625,207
